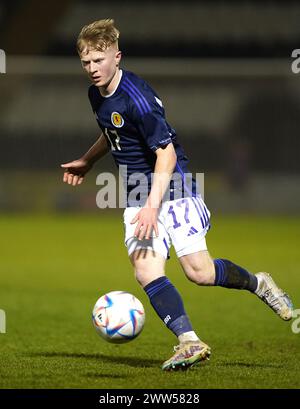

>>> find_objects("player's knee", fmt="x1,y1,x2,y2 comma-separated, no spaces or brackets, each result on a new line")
130,250,166,288
134,268,147,287
185,262,215,286
134,267,165,288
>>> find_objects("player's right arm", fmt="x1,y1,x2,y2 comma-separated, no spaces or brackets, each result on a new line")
61,132,109,186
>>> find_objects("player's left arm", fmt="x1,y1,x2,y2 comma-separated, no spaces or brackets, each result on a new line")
131,142,177,240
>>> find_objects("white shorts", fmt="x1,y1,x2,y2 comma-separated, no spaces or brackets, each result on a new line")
123,196,210,260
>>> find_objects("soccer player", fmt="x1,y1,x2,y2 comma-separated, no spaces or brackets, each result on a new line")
61,19,293,371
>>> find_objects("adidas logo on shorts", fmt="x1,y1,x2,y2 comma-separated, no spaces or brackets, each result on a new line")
187,226,198,236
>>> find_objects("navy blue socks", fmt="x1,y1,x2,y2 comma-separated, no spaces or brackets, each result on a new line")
214,259,258,292
143,262,257,339
143,276,193,337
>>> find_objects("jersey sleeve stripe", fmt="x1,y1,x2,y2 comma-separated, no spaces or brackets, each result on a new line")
123,78,151,113
122,81,150,115
121,84,145,115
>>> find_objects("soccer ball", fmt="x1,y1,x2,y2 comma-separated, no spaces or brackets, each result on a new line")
92,291,145,343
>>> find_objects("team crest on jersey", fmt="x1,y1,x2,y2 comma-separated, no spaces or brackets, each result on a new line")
111,112,124,128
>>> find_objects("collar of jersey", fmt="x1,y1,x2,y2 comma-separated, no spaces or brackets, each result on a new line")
100,69,123,99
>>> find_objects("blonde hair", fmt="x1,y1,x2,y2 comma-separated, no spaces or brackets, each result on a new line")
77,19,120,55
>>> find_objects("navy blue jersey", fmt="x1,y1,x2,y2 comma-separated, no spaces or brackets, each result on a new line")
88,69,198,205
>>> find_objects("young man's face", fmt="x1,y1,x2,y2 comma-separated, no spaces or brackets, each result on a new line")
80,44,121,89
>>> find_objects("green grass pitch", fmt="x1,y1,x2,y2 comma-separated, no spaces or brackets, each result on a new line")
0,214,299,389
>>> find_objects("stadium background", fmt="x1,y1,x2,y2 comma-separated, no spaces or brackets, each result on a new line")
0,0,299,389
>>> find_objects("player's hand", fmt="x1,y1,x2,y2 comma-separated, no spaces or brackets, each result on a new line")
130,207,159,240
60,158,92,186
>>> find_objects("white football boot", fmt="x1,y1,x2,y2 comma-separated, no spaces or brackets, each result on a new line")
255,273,293,321
162,340,211,371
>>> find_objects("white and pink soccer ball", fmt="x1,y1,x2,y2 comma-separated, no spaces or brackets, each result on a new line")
92,291,145,343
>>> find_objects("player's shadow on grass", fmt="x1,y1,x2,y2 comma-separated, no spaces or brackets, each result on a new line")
219,361,284,369
28,351,161,368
